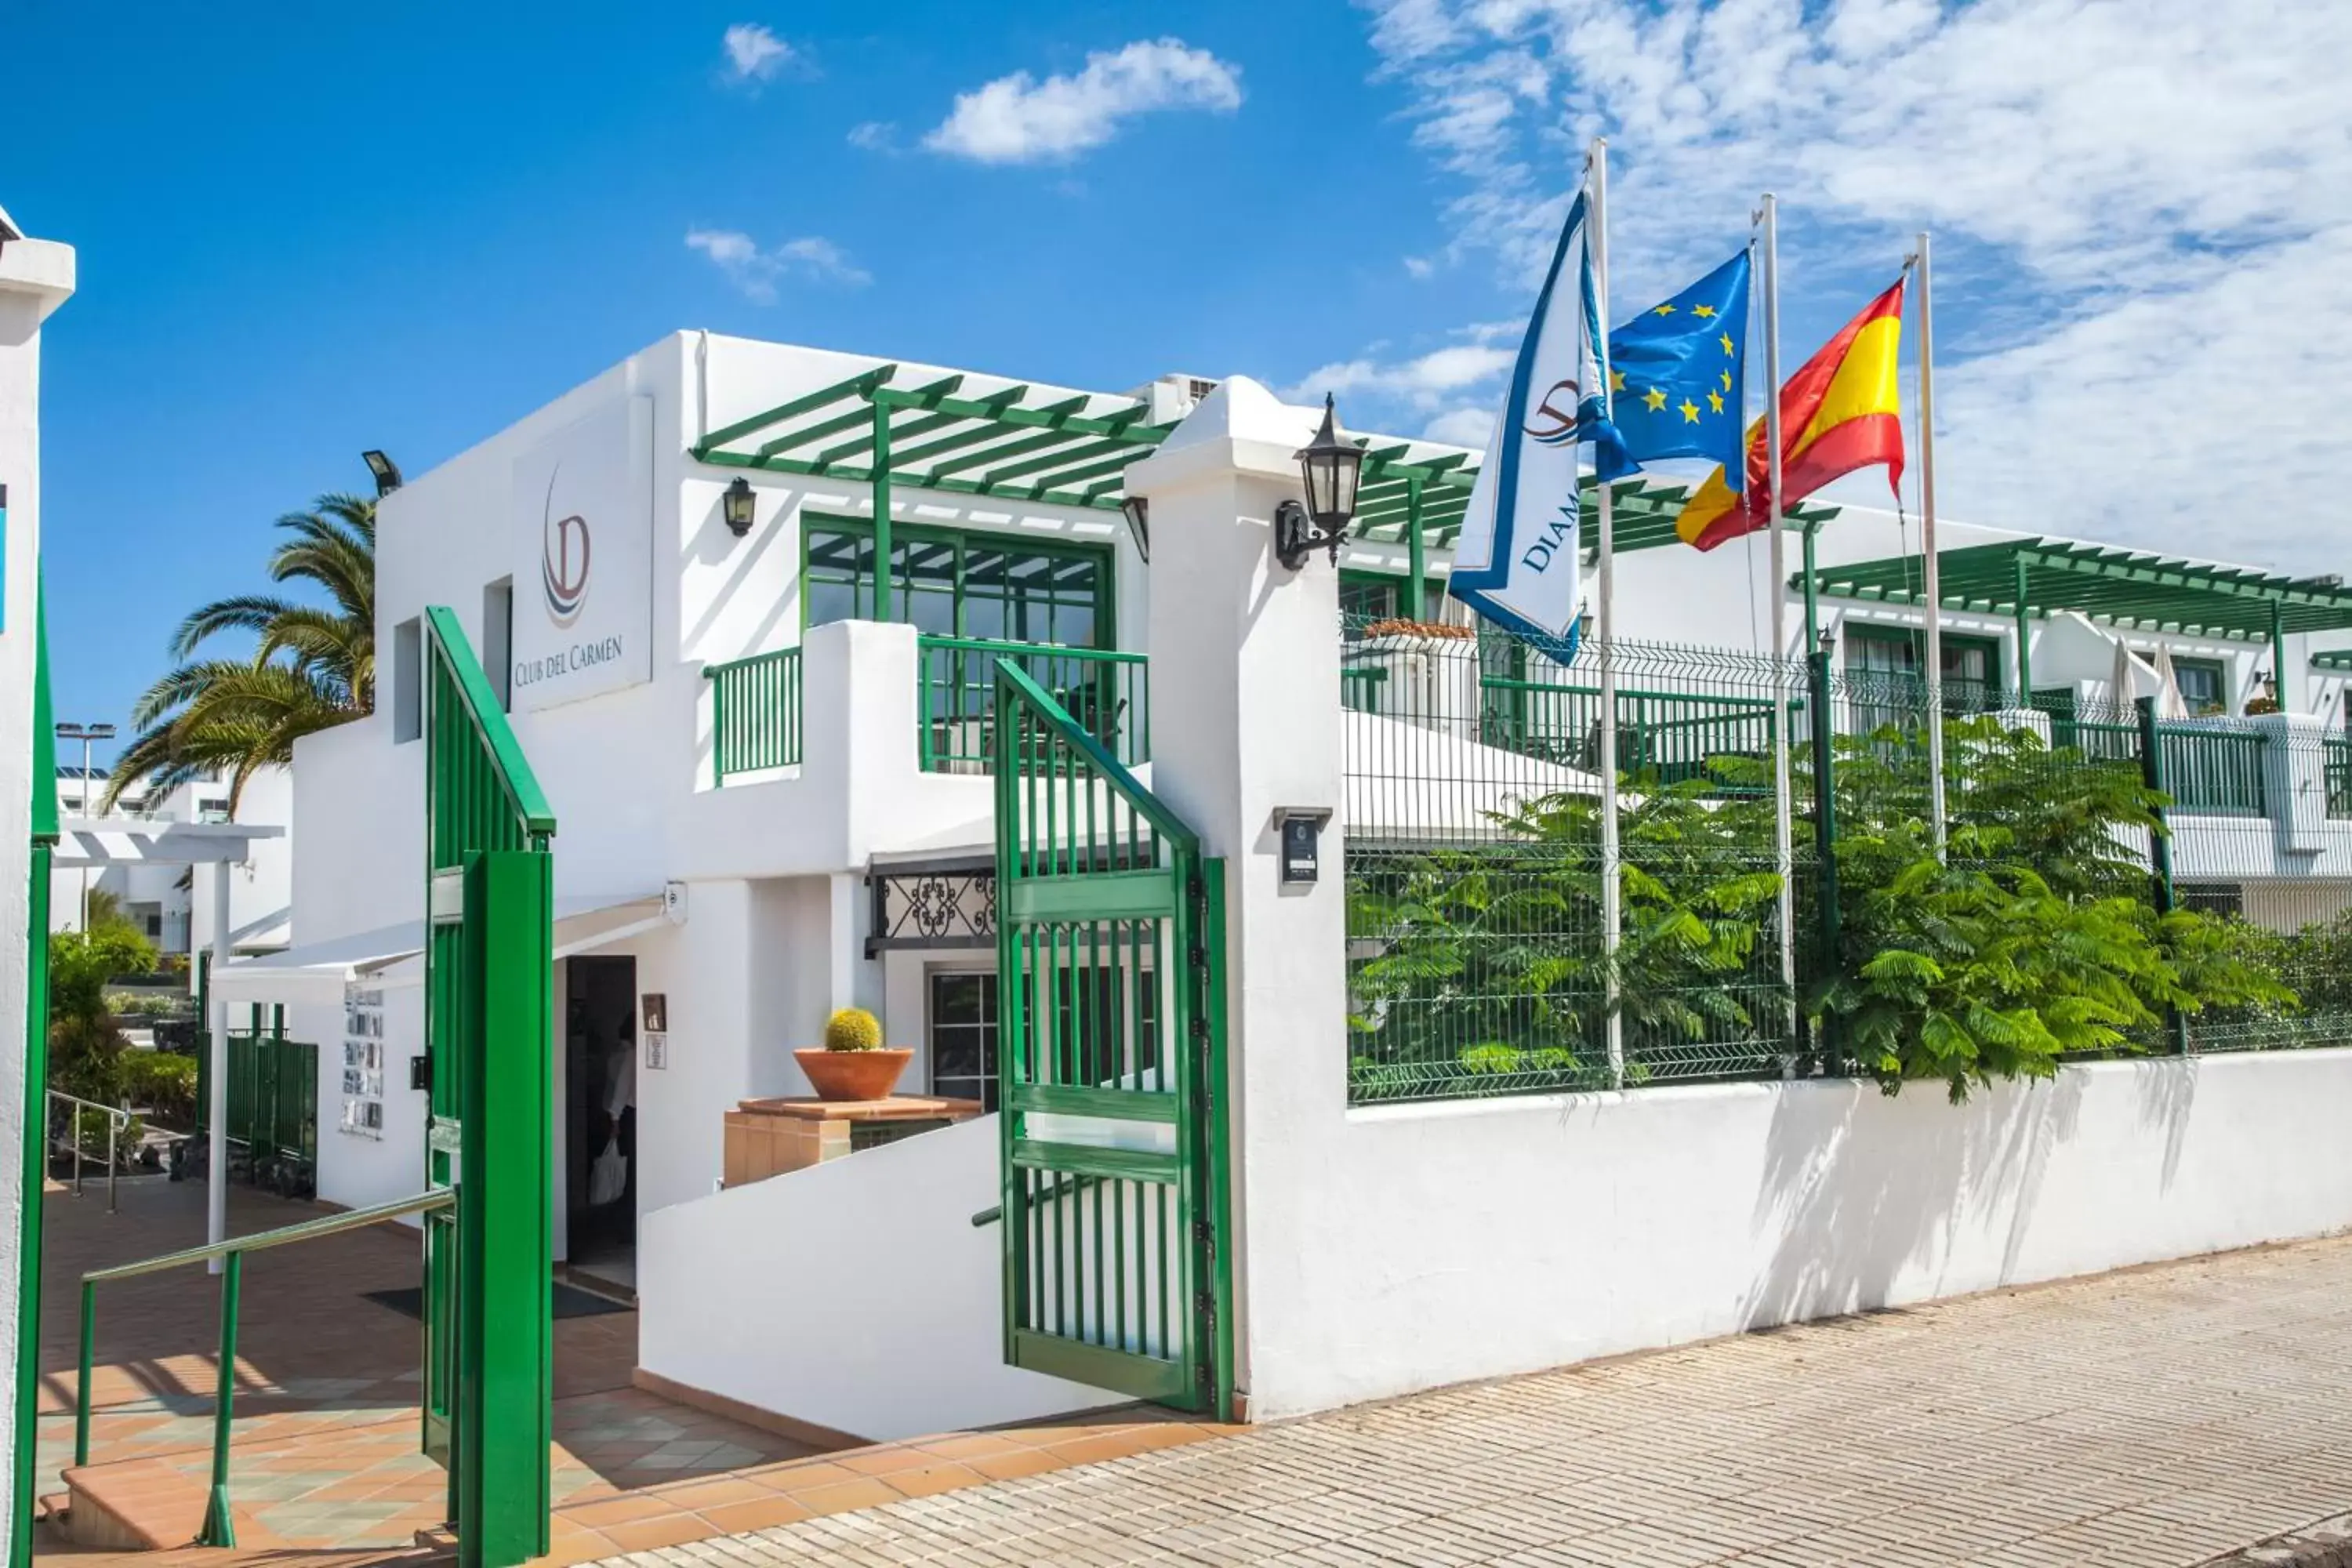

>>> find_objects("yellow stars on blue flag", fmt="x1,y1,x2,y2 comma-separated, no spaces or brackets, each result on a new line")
1602,249,1754,492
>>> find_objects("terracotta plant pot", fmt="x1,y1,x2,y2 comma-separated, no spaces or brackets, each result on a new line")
794,1047,913,1103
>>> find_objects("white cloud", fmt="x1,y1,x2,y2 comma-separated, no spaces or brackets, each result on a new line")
686,228,869,303
1351,0,2352,575
923,38,1243,164
1422,407,1496,448
848,121,897,152
1281,343,1515,412
720,23,792,86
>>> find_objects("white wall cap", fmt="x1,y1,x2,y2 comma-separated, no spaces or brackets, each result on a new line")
0,237,76,321
1127,376,1321,495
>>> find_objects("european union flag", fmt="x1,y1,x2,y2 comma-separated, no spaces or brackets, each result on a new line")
1602,249,1751,490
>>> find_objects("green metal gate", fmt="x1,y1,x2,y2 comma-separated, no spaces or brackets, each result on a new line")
420,605,557,1568
991,662,1232,1417
14,563,58,1568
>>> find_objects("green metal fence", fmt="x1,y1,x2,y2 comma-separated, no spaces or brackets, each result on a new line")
1345,625,1803,1101
920,636,1147,774
194,1014,318,1197
1341,615,2352,1105
707,646,802,784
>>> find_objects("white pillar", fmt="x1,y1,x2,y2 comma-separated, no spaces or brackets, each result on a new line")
1122,377,1349,1417
2,227,76,1563
207,862,232,1268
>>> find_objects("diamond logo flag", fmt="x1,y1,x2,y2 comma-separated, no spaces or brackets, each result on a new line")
1447,189,1624,661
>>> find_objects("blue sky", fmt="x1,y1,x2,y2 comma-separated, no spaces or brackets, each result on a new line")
13,0,2347,764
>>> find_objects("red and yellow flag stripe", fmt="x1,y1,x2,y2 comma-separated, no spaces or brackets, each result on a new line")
1674,278,1907,550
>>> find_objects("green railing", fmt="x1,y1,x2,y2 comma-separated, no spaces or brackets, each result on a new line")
1480,677,1784,790
2325,737,2351,820
919,636,1147,774
2156,724,2267,817
74,1189,457,1548
706,647,802,785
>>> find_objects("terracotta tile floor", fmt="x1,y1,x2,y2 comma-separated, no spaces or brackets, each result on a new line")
34,1176,1231,1562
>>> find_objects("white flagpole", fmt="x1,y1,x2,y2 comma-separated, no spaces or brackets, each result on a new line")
1592,137,1624,1090
1761,194,1795,1056
1912,230,1946,853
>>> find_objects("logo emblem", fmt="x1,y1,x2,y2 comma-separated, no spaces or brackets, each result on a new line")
540,466,590,628
1523,379,1584,446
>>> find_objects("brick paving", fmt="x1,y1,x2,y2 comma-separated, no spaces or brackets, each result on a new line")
32,1176,1221,1561
583,1236,2352,1568
34,1177,822,1552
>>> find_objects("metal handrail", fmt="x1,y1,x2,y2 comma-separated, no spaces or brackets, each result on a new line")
75,1187,456,1547
46,1090,134,1213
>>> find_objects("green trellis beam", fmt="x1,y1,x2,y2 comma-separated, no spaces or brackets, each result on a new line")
1802,537,2352,641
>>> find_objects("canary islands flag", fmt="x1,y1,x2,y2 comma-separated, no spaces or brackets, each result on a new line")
1606,250,1751,488
1447,189,1624,662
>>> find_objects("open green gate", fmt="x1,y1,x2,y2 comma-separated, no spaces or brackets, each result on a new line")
992,662,1233,1418
420,605,556,1568
13,560,57,1568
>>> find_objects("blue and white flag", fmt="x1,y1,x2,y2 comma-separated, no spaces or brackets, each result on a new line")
1447,189,1624,662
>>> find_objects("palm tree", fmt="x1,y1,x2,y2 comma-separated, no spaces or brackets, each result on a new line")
107,492,375,813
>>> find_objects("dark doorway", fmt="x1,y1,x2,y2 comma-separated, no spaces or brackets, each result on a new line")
563,955,637,1293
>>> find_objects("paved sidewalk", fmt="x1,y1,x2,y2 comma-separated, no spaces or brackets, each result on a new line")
587,1236,2352,1568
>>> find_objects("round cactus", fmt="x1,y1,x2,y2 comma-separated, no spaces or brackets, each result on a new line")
824,1006,884,1053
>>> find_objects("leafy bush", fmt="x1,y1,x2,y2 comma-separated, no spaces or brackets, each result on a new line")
118,1050,201,1127
1347,714,2301,1102
48,924,158,1104
107,992,191,1019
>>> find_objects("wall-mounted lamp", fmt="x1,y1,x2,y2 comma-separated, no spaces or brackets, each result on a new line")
723,476,757,538
1120,495,1151,563
361,450,403,497
1274,394,1366,572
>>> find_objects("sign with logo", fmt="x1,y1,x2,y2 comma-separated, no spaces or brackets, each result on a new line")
510,397,654,710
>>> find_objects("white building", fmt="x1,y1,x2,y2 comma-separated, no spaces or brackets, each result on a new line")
2,201,76,1568
214,329,2352,1443
48,764,293,959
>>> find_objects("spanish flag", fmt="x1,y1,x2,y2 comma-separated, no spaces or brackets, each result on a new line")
1673,278,1907,550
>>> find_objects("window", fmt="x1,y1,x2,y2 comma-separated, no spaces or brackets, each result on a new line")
393,616,423,743
483,578,515,712
927,964,1162,1109
929,972,998,1110
2172,657,2228,717
1845,626,2002,718
804,519,1111,648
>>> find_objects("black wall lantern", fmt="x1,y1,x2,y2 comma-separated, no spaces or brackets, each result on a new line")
1275,394,1365,572
723,475,757,537
1120,494,1151,563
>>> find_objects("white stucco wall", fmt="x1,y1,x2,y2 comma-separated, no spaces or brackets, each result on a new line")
1136,378,2352,1426
0,223,73,1568
1244,1051,2352,1419
638,1114,1111,1442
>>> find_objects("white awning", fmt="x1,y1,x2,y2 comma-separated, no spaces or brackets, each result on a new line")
222,892,662,979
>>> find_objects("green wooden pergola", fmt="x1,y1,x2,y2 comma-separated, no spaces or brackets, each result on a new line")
691,365,1179,622
2314,648,2352,674
691,360,1842,626
1800,537,2352,706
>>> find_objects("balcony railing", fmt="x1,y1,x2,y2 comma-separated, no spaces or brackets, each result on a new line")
1479,677,1786,792
2154,724,2268,817
917,636,1148,774
2326,736,2351,820
706,647,803,786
